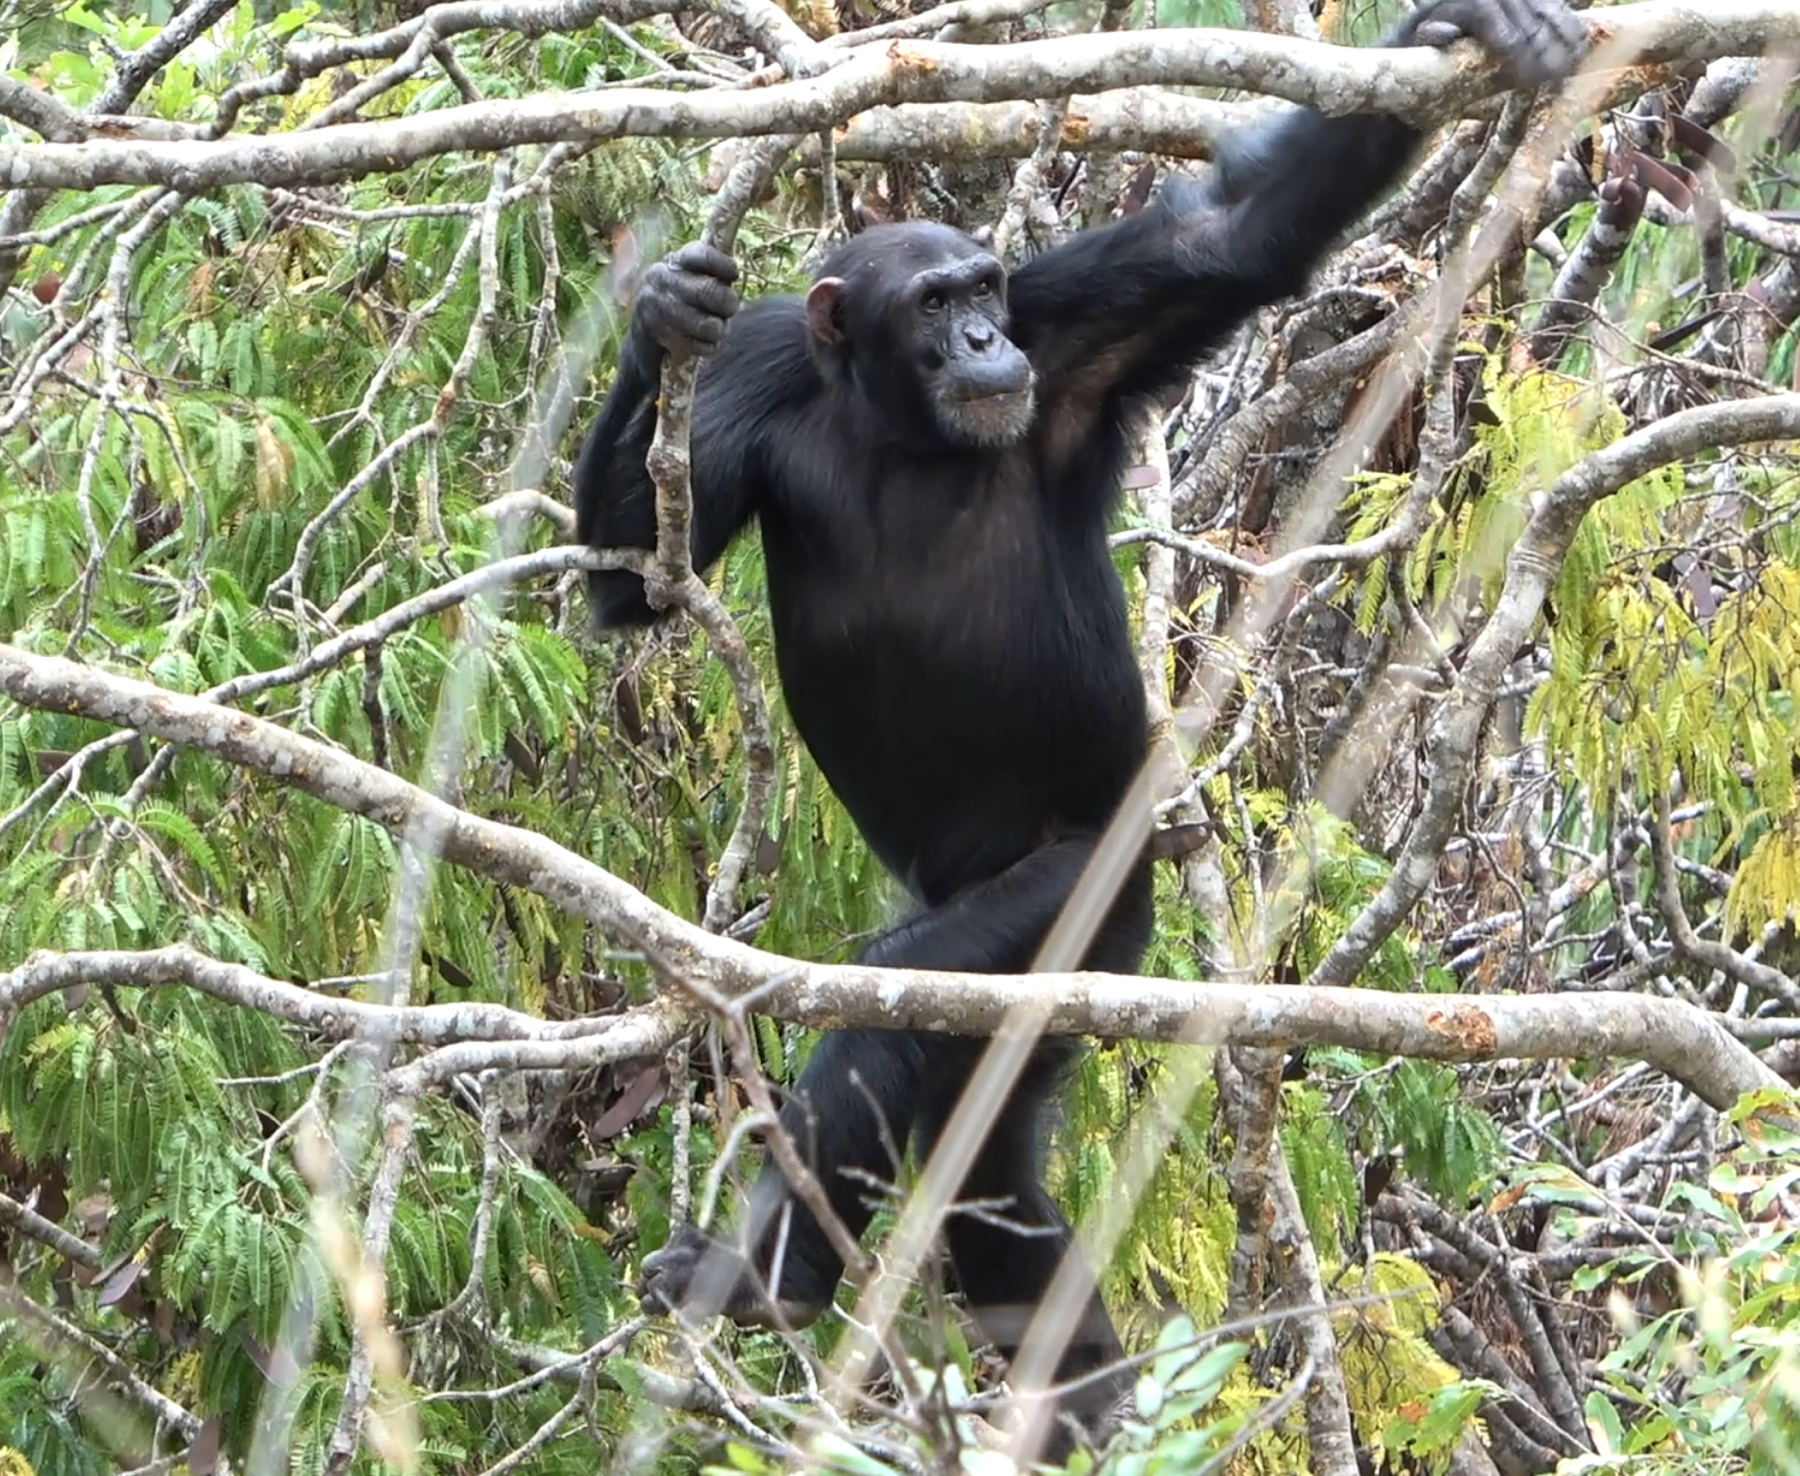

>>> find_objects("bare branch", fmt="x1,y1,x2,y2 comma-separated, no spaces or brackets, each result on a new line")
0,2,1780,194
1648,785,1800,1008
1529,175,1646,362
828,89,1246,161
0,1279,203,1440
641,142,791,932
0,647,1784,1111
0,946,663,1048
0,1189,101,1270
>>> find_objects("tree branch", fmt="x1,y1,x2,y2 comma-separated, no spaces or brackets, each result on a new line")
0,1189,101,1270
0,1,1778,194
0,645,1785,1111
1308,392,1800,996
828,90,1247,161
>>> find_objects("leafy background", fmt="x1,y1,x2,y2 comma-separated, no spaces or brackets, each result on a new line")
1,0,1799,1473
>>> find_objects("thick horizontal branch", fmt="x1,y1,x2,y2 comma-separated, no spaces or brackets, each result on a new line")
829,90,1248,161
0,645,1785,1112
0,1,1774,194
0,940,1783,1110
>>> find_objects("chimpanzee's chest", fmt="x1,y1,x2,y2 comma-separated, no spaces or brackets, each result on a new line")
754,448,1147,880
764,455,1083,695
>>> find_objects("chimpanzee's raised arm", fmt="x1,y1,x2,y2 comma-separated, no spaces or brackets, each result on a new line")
1008,0,1587,421
1006,106,1418,415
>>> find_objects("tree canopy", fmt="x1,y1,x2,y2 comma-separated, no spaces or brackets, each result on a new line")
1,1,1799,1473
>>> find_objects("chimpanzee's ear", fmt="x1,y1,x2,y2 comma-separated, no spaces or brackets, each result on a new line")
968,225,996,249
805,277,847,347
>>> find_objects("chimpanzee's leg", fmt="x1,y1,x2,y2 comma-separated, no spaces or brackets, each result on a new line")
900,853,1148,1458
638,837,1149,1393
637,1026,930,1326
912,1048,1130,1465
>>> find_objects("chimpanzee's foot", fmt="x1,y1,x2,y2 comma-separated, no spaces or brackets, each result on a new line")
638,1222,827,1329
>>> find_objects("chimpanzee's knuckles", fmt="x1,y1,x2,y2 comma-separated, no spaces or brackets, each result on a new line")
1531,0,1590,81
1404,0,1586,86
640,287,730,356
668,241,739,285
637,253,738,354
1489,0,1586,83
668,270,740,323
636,264,679,328
637,1223,711,1313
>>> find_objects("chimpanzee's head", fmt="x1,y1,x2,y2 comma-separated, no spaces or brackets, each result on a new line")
806,223,1036,450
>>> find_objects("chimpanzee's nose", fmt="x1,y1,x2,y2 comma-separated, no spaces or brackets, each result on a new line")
965,322,995,352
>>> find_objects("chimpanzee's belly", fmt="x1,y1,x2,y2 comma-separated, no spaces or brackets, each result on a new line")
762,498,1146,903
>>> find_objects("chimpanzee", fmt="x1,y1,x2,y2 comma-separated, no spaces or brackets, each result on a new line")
576,0,1585,1453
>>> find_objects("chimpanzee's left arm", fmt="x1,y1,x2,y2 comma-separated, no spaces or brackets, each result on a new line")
1007,105,1416,411
1008,0,1586,420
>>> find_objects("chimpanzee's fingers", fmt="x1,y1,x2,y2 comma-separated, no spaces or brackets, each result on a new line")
667,241,740,285
642,297,728,355
665,266,741,324
639,250,740,356
1410,17,1470,50
1485,0,1587,83
1405,0,1586,88
1511,0,1588,85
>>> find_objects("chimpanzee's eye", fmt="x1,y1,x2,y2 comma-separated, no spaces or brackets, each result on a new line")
921,290,946,313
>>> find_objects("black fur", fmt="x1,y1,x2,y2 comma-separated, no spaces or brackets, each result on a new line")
575,0,1584,1454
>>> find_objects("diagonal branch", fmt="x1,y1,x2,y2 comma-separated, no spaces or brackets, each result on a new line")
1307,392,1800,996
